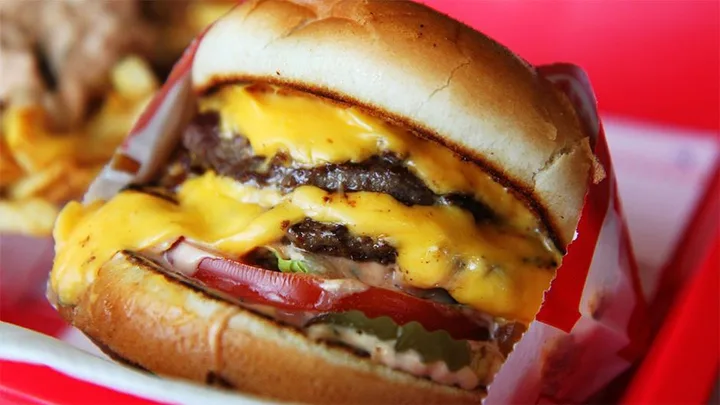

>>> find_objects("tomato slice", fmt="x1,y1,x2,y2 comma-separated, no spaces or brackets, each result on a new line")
195,258,489,341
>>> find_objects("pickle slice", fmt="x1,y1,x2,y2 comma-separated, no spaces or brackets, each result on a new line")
316,311,399,340
395,321,471,371
314,311,472,371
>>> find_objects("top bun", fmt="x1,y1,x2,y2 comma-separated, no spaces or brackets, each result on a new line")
192,0,594,247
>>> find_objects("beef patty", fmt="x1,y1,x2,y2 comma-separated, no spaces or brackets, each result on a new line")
152,112,498,265
286,219,397,265
167,112,438,206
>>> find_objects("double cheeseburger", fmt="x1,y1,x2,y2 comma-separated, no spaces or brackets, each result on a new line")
48,1,595,403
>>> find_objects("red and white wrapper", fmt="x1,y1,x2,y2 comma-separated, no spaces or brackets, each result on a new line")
485,65,650,404
0,16,651,405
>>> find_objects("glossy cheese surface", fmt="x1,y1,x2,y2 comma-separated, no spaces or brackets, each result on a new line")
52,172,557,322
199,85,541,234
51,84,562,324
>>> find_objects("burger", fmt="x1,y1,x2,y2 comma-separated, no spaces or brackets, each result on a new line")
48,1,595,403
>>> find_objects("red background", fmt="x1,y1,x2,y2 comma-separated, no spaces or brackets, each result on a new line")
1,1,718,404
421,0,720,133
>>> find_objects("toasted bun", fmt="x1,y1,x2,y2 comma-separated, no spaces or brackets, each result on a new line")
53,252,482,404
193,0,594,247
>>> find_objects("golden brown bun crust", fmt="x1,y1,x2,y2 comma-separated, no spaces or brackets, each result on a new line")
55,252,483,405
192,0,594,247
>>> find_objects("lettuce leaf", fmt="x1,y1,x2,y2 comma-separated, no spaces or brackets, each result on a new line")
266,247,311,274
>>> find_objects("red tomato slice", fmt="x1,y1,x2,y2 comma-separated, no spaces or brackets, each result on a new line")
195,258,489,341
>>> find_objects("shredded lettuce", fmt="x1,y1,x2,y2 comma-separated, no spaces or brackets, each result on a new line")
266,247,311,274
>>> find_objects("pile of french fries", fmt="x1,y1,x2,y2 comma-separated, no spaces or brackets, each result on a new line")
0,57,158,236
0,1,234,237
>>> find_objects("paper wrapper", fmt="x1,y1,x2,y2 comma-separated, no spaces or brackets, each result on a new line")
0,17,649,405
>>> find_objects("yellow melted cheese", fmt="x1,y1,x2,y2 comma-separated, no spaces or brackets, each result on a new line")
199,85,540,234
52,172,557,322
51,84,562,324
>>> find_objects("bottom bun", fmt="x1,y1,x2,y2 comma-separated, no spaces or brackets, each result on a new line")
52,252,485,404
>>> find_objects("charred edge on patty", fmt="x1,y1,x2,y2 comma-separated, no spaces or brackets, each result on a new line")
156,111,497,224
141,109,559,273
143,110,502,268
197,79,566,253
286,219,398,265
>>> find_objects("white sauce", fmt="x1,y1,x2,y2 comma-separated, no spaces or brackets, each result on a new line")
165,240,218,276
306,324,503,390
155,241,505,390
318,279,370,295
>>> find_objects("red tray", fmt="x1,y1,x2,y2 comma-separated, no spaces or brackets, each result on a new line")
621,162,720,405
1,1,718,404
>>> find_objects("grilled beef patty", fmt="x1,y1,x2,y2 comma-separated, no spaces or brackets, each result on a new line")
169,112,437,206
153,112,499,265
286,219,398,265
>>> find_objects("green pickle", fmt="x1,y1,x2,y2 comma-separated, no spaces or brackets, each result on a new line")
315,311,472,372
316,311,399,340
395,322,471,372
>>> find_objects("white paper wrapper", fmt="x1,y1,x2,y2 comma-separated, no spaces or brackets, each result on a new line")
0,11,650,405
482,65,650,404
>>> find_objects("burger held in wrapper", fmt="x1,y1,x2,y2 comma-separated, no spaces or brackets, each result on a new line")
47,1,620,403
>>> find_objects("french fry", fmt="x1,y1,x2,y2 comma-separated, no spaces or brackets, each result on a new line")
187,2,235,31
80,56,157,165
3,105,77,173
0,3,231,237
6,161,99,204
0,198,59,236
1,54,158,198
5,163,66,201
0,139,25,187
111,56,159,100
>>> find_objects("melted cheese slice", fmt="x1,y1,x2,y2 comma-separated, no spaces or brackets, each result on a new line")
200,85,540,234
51,84,562,324
52,172,557,322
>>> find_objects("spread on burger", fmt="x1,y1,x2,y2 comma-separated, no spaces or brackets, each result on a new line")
48,1,596,403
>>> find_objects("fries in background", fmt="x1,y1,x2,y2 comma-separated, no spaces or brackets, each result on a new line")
0,56,157,235
150,1,236,68
0,199,59,237
0,1,236,237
